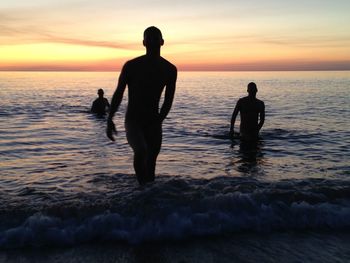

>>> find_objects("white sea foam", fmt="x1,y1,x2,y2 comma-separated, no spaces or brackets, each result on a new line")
1,177,350,248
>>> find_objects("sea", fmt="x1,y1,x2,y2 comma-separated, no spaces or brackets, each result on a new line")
0,71,349,262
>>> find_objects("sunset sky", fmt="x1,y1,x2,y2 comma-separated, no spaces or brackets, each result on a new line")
1,0,350,71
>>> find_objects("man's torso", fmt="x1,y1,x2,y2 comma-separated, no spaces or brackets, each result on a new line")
124,55,175,124
239,96,264,136
92,98,108,114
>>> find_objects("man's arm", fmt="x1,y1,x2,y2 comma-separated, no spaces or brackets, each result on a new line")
159,67,177,122
106,64,128,141
91,100,97,113
258,102,265,131
105,98,110,110
229,99,240,138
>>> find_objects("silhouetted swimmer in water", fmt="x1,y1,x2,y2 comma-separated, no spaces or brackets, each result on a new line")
106,26,177,185
91,89,110,115
230,82,265,142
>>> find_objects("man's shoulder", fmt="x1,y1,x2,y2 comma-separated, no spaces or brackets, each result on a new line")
124,56,177,75
160,57,177,71
240,97,264,103
125,56,145,66
239,96,249,103
256,98,265,105
125,56,175,66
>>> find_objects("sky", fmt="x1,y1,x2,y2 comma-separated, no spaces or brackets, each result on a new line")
1,0,350,71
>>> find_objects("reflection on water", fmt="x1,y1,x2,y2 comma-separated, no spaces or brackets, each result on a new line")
0,71,349,250
0,71,349,195
228,138,265,177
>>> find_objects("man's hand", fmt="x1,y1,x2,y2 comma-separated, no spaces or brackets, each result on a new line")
229,129,234,139
106,118,117,141
229,130,240,140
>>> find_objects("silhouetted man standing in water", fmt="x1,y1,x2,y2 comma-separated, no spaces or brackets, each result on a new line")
230,82,265,141
106,26,177,185
91,89,110,115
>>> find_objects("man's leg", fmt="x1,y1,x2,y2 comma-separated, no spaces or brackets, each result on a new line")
144,122,162,182
125,122,148,185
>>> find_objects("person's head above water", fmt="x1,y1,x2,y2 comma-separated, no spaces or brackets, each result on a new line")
247,82,257,98
97,88,104,98
143,26,164,50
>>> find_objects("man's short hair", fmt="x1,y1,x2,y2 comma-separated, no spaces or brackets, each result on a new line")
143,26,163,40
247,82,257,93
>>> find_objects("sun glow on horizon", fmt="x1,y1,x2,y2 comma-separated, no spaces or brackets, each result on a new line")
1,0,350,71
0,43,139,63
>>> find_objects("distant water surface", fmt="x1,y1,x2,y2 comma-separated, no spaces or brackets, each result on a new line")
0,71,349,258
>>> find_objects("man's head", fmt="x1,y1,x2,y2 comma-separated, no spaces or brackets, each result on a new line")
97,88,104,98
143,26,164,49
247,82,257,98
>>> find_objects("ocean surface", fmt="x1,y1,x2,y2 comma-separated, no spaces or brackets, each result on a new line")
0,71,349,262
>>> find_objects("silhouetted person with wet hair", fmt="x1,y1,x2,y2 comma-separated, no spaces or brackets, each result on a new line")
91,89,110,115
230,82,265,141
106,26,177,185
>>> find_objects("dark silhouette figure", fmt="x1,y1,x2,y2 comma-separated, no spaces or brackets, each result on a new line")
106,26,177,185
91,89,110,115
230,82,265,141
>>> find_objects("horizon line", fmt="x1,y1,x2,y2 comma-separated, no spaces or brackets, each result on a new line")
1,69,350,72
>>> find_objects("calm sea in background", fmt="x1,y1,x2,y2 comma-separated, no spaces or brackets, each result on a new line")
0,71,349,262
